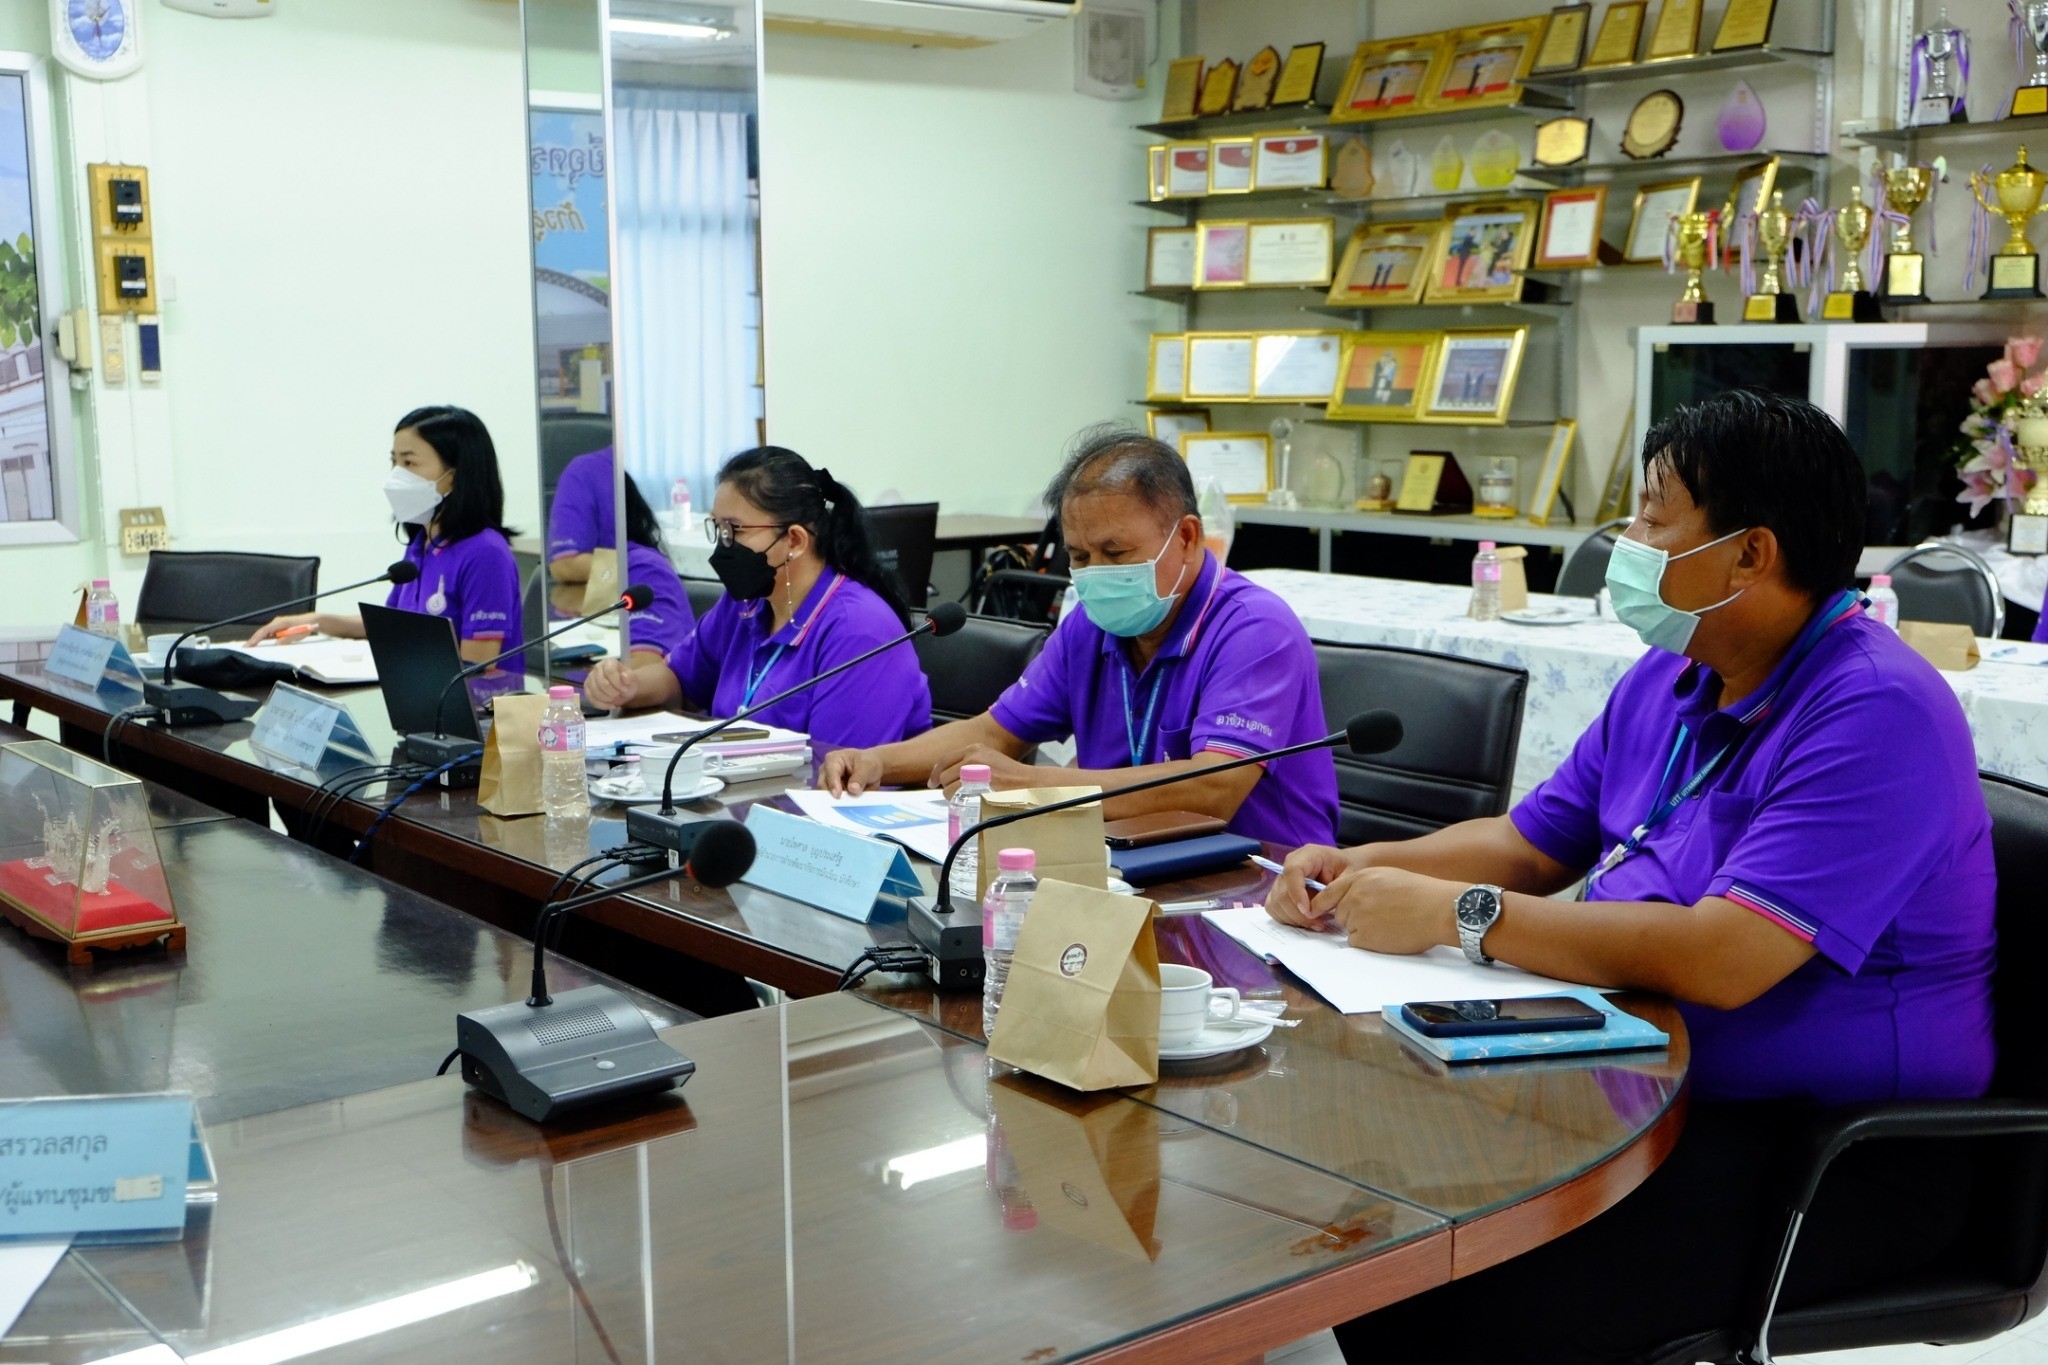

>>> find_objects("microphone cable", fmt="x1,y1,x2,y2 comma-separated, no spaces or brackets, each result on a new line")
348,751,482,864
836,942,930,992
303,763,428,849
101,703,159,767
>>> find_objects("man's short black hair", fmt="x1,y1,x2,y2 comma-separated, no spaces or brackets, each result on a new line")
1043,424,1199,524
1641,389,1865,599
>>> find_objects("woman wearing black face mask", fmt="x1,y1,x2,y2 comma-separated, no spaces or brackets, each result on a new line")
581,447,933,752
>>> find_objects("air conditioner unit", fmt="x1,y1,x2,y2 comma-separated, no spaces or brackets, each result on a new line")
763,0,1077,48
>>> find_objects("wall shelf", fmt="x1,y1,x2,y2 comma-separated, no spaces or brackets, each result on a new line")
1520,149,1829,187
1529,45,1831,89
1138,105,1330,138
1854,113,2048,149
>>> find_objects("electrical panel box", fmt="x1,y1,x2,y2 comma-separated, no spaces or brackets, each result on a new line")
88,164,154,314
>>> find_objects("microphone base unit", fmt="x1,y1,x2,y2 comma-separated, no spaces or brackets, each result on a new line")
625,805,724,860
400,732,486,787
455,984,696,1124
907,894,987,990
141,680,260,727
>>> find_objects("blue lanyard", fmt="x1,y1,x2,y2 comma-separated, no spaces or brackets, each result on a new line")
743,642,788,708
1119,665,1171,769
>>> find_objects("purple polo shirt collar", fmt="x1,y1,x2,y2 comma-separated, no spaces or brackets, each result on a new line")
1668,589,1863,744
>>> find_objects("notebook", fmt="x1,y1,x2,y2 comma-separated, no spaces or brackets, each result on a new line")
1379,987,1670,1064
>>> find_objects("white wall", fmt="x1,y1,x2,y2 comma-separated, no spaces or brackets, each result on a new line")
759,20,1177,516
0,0,539,631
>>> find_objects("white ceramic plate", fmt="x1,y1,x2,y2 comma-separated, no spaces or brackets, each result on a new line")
1158,1015,1276,1062
589,773,724,805
1501,605,1589,627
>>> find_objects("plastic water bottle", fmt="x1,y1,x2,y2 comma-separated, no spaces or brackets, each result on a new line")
539,685,590,819
981,847,1039,1034
1868,574,1901,631
1471,541,1503,621
85,579,120,638
948,764,993,904
669,478,692,536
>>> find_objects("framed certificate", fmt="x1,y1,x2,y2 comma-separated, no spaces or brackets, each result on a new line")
1584,0,1646,68
1146,334,1187,401
1198,58,1239,116
1624,177,1699,262
1424,200,1539,304
1183,333,1257,400
1160,56,1204,122
1328,220,1444,308
1245,219,1335,287
1329,331,1442,421
1194,221,1251,289
1251,332,1343,401
1425,19,1546,112
1721,157,1779,248
1596,403,1637,522
1146,144,1169,202
1535,186,1607,268
1532,5,1592,73
1147,407,1211,446
1421,327,1528,424
1181,432,1274,503
1273,43,1325,107
1333,33,1451,123
1645,0,1703,62
1146,227,1199,290
1528,418,1578,525
1165,142,1210,198
1711,0,1778,52
1252,132,1328,190
1208,136,1256,194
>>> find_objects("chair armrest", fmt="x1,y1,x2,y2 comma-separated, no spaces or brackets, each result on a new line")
1785,1100,2048,1215
973,568,1071,614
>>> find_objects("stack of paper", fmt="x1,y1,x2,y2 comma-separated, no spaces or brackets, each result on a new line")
786,788,953,863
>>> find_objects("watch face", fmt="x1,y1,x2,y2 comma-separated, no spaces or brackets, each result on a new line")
1456,888,1495,928
70,0,129,61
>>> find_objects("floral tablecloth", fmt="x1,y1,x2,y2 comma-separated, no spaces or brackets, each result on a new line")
1243,569,2048,798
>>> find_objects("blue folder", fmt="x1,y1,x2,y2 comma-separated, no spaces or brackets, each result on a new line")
1109,833,1263,885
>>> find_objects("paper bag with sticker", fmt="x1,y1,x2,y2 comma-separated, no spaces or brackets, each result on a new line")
580,546,622,616
1497,544,1529,612
977,787,1107,902
1899,621,1980,672
986,879,1160,1091
479,692,548,817
987,1070,1162,1261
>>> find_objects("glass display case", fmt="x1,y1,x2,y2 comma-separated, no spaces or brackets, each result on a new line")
0,741,181,962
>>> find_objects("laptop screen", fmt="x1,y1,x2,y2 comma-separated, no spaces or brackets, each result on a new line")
360,604,483,740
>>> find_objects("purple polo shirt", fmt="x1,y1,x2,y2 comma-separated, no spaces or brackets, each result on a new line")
388,528,525,674
2035,579,2047,643
547,448,616,560
623,541,694,658
666,568,930,752
990,552,1338,847
1512,605,1995,1105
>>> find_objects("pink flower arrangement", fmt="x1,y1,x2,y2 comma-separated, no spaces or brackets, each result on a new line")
1954,337,2047,514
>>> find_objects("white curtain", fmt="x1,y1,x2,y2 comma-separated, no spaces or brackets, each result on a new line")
613,87,759,509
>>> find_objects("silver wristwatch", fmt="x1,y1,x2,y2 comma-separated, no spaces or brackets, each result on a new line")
1456,884,1505,966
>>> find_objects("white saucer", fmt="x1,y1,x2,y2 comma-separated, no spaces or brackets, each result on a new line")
1158,1015,1276,1062
1108,877,1136,895
1501,606,1590,627
589,773,724,805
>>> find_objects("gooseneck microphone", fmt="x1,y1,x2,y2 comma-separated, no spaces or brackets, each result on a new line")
144,560,422,727
906,709,1406,986
453,819,757,1124
627,600,968,856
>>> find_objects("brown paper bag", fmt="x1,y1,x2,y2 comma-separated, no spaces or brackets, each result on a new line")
1899,621,1981,672
479,692,549,816
580,547,621,616
1497,544,1529,613
987,1072,1162,1261
978,786,1107,902
986,880,1160,1091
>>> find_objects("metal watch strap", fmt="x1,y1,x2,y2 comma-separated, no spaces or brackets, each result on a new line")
1458,884,1504,967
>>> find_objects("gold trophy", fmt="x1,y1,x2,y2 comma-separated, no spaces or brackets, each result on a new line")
1880,164,1934,302
2011,395,2048,553
1972,146,2048,299
1671,210,1716,324
1744,190,1800,322
1822,185,1882,321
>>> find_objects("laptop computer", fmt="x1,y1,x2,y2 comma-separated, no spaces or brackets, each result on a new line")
361,603,484,741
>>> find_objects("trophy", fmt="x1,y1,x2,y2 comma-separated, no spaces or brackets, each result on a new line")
1671,210,1717,324
1822,185,1883,321
1744,190,1800,322
1911,8,1969,126
2016,1,2048,117
2011,395,2048,552
1880,164,1935,302
1971,146,2048,298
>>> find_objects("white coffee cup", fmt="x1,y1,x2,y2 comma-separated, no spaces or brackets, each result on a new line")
1159,962,1241,1048
660,748,708,794
147,632,207,659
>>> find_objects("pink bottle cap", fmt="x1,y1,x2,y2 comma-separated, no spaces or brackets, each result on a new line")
1871,574,1892,588
548,685,577,699
996,848,1036,871
1478,541,1496,552
961,764,992,783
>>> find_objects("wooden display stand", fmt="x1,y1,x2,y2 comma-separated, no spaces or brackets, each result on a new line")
0,860,186,964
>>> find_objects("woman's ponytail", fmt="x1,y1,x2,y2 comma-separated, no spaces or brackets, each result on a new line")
714,448,913,627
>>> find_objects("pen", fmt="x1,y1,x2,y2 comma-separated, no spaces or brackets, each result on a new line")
1249,854,1326,893
256,624,315,647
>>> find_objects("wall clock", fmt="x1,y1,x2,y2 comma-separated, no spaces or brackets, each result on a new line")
50,0,145,81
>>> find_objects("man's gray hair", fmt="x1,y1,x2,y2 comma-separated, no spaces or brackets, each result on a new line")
1042,423,1199,523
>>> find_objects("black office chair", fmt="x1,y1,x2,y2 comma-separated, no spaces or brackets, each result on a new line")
1650,771,2048,1365
864,502,939,610
972,515,1070,626
135,550,321,632
681,576,724,621
1884,543,2007,638
913,612,1049,724
1312,641,1528,844
520,564,547,651
1555,517,1633,598
539,413,613,503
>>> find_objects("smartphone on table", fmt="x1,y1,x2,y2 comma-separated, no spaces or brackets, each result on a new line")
1398,996,1606,1038
653,728,771,743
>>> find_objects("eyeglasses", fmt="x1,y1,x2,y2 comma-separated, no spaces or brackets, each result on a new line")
703,516,789,548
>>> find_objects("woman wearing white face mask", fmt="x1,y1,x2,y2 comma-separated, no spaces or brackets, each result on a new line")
249,406,525,669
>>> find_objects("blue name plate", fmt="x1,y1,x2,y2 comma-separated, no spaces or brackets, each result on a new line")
251,683,374,773
741,804,921,922
45,625,145,700
0,1093,193,1239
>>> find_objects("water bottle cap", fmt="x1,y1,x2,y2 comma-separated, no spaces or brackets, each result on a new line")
1002,1206,1038,1231
960,765,992,783
91,578,110,588
996,848,1036,871
1478,541,1496,552
547,685,577,699
1871,574,1892,588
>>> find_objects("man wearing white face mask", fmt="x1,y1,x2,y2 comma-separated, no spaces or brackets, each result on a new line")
1269,389,1995,1363
821,425,1337,845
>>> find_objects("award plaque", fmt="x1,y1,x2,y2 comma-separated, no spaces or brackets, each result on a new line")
1621,89,1684,159
1331,137,1374,199
1712,0,1778,52
1198,58,1240,117
1161,56,1204,122
1469,128,1520,188
1234,46,1282,112
1585,0,1647,68
1535,186,1607,268
1534,116,1592,166
1272,43,1326,107
1645,0,1703,62
1532,5,1592,74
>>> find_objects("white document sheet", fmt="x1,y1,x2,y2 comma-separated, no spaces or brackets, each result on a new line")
1202,905,1578,1014
226,637,380,684
0,1238,70,1338
582,712,810,757
786,788,954,864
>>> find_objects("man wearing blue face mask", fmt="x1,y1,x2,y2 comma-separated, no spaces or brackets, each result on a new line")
820,425,1338,846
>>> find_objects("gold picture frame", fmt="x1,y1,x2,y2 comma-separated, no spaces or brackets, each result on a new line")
1595,403,1638,522
1711,0,1778,52
1146,226,1199,291
1146,334,1188,402
1180,431,1274,503
1332,32,1452,123
1423,200,1539,304
1623,177,1700,263
1273,42,1326,107
1424,18,1547,112
1193,220,1251,290
1720,156,1780,247
1420,326,1529,424
1182,332,1258,400
1528,418,1579,525
1160,56,1205,122
1207,136,1257,194
1164,141,1211,198
1147,407,1212,445
1327,219,1444,308
1644,0,1704,62
1584,0,1647,69
1329,330,1443,421
1532,4,1593,74
1251,331,1345,402
1146,144,1169,201
1535,185,1608,269
1245,219,1336,287
1251,132,1329,190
